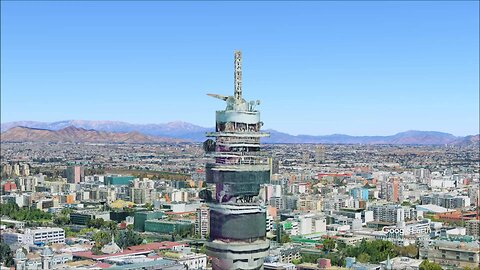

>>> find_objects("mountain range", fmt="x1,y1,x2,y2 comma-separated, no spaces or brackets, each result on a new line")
1,126,180,144
1,120,478,145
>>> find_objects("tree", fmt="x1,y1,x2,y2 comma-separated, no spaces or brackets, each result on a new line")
0,203,52,222
87,218,105,229
104,221,118,231
291,259,301,265
280,234,290,244
53,215,70,226
0,240,14,267
342,239,397,264
419,260,443,270
301,253,322,263
401,201,412,206
92,231,110,248
322,238,336,252
395,244,418,258
144,203,153,211
116,229,144,248
60,208,73,216
357,253,371,263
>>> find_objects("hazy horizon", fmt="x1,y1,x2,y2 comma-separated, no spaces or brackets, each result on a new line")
2,1,479,136
1,119,478,137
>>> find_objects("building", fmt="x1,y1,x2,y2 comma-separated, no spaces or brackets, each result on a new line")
133,211,165,232
130,178,156,204
14,247,73,270
465,220,479,238
195,206,209,239
70,211,110,225
368,204,404,225
2,227,65,245
297,195,322,211
105,175,134,186
419,236,480,269
204,51,270,269
380,178,400,202
266,245,301,264
66,166,84,184
264,262,296,270
421,193,471,209
379,256,422,270
144,220,193,235
17,175,45,192
350,187,369,201
162,247,207,270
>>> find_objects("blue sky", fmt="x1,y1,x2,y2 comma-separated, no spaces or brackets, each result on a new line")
1,1,478,136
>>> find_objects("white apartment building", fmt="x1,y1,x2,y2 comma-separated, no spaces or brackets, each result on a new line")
195,206,209,238
2,227,65,245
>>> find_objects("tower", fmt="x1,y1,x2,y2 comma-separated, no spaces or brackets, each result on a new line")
40,247,54,270
14,249,27,270
204,51,270,269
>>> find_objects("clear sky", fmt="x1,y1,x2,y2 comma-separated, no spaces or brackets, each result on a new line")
1,1,478,136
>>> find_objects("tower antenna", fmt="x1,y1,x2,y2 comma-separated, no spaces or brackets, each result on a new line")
234,50,242,100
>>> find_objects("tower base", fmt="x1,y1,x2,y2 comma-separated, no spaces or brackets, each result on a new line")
206,239,270,270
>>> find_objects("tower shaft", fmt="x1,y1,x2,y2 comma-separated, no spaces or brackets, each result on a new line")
234,50,242,100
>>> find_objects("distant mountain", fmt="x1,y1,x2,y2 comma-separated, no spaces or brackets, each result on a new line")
265,130,460,145
1,126,181,143
1,120,477,145
450,134,480,146
1,120,209,140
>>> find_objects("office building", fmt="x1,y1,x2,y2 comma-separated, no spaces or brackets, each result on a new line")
66,166,84,184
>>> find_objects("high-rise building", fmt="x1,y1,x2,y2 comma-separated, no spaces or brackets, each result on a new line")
204,51,270,269
315,145,325,164
21,163,30,176
13,163,20,176
129,178,156,204
65,166,84,184
195,206,210,239
380,178,400,202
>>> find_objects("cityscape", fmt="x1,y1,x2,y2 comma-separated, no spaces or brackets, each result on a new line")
1,2,479,270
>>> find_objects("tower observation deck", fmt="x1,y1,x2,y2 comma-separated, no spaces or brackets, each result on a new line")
203,51,270,270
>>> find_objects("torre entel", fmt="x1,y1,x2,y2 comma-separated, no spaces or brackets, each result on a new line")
203,51,270,269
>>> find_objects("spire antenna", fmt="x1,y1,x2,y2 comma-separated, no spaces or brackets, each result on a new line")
234,50,242,100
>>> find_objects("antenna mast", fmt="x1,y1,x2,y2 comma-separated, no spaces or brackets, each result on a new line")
234,50,242,100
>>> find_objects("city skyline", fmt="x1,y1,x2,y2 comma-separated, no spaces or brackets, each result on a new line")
2,1,479,136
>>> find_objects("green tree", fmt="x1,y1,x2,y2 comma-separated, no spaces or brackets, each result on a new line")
0,240,14,266
357,253,371,263
92,231,111,248
104,221,118,231
280,234,291,244
63,227,77,237
419,260,443,270
144,203,154,211
0,203,52,222
291,259,301,265
115,229,144,248
342,239,397,264
198,245,206,254
395,244,418,258
301,253,322,263
53,215,70,226
87,218,105,229
322,238,336,252
60,208,73,216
